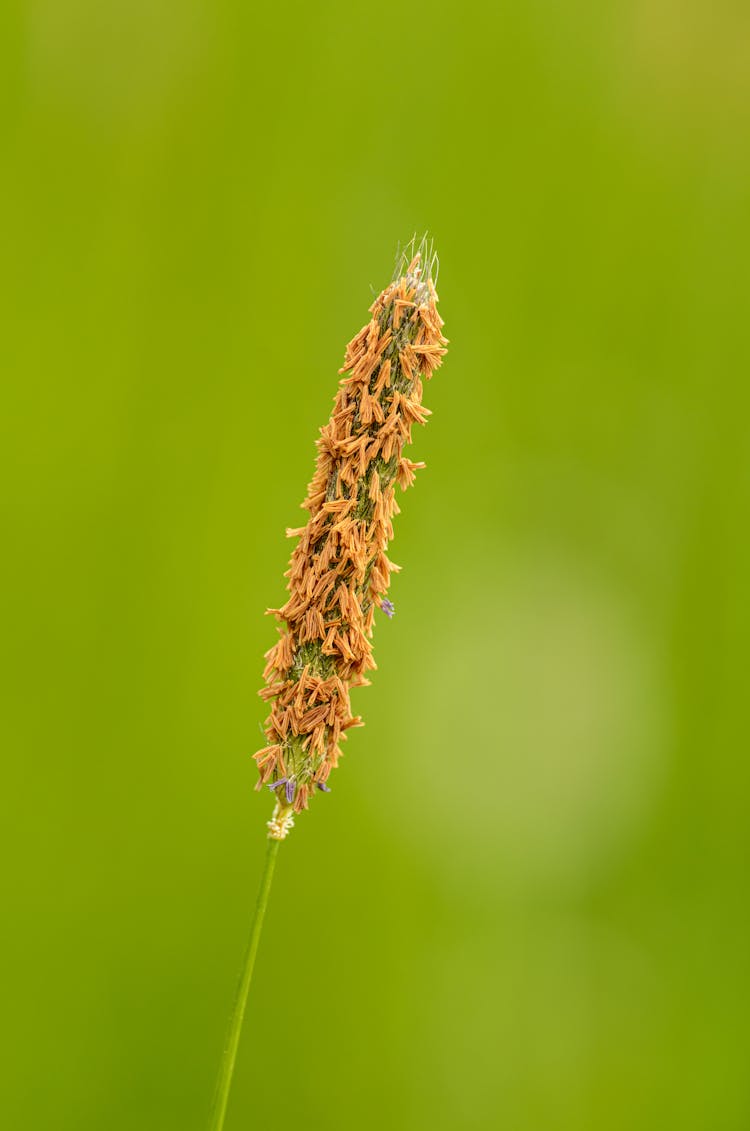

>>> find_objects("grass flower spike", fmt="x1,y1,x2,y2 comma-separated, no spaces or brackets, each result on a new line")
209,242,447,1131
255,241,447,838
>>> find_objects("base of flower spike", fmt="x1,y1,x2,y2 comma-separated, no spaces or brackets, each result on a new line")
267,801,295,840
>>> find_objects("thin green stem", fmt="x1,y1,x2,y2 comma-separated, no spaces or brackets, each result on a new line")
209,836,280,1131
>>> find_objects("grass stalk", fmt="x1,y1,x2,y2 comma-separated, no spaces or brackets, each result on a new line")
208,837,280,1131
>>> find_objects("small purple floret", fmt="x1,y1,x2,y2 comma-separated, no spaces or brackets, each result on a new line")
270,776,296,803
317,781,331,793
381,598,395,618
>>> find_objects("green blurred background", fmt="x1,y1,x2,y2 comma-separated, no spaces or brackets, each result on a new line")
2,2,749,1128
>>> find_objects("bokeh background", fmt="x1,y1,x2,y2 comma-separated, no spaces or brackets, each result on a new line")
2,3,749,1128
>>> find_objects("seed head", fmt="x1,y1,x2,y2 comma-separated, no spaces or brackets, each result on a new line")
254,242,447,836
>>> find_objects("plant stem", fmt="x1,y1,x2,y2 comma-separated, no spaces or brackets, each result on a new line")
209,836,280,1131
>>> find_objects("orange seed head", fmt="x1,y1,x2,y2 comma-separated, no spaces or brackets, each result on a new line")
255,242,448,837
